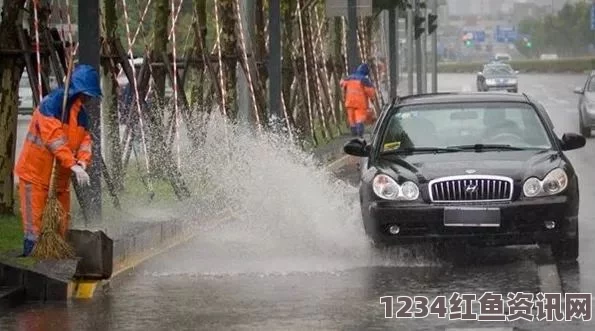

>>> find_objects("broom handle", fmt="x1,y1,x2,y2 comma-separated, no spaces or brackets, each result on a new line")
47,53,76,199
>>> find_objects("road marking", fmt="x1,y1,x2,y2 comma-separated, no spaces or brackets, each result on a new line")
537,263,562,293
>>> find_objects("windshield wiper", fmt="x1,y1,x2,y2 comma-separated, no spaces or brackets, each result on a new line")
447,144,527,151
381,147,463,155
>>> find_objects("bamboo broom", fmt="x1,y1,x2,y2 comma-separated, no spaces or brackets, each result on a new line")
30,54,77,260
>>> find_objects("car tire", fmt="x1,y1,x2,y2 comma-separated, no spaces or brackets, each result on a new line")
551,237,579,262
551,221,579,262
579,115,591,138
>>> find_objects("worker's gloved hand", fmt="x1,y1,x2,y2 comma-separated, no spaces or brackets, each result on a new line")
71,164,90,186
77,161,87,171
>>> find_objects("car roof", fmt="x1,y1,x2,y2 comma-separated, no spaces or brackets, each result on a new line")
395,92,530,106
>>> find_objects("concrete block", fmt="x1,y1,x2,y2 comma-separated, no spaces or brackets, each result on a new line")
67,230,113,280
45,277,69,301
23,271,47,301
0,265,23,287
0,286,25,308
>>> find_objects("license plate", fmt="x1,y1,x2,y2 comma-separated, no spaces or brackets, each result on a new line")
443,207,501,227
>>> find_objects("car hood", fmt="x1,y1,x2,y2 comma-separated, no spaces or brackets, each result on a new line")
376,149,562,183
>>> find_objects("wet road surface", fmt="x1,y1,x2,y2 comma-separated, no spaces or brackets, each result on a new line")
2,73,595,331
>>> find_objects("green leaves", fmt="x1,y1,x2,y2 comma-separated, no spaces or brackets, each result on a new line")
517,2,595,58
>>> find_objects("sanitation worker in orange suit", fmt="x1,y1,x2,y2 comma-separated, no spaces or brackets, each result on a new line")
14,64,102,256
340,63,376,138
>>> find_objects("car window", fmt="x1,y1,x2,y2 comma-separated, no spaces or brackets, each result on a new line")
484,65,513,75
381,102,552,151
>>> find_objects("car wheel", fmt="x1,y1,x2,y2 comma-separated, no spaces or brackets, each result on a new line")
551,237,579,262
579,115,591,137
551,221,579,262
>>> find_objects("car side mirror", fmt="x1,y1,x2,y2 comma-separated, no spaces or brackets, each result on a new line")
343,138,371,157
560,133,586,151
574,87,584,94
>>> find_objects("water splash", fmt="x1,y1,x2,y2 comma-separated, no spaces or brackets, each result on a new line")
126,111,441,276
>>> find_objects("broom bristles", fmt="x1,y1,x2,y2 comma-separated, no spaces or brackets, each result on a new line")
30,196,75,259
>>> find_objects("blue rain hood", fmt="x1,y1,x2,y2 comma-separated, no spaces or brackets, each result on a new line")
68,64,102,98
354,63,370,77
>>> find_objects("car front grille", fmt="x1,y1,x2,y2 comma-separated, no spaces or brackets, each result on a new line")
429,175,513,202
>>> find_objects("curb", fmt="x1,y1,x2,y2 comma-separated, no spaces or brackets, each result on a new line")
70,212,235,299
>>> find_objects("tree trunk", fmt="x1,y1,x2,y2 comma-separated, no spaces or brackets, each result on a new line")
189,0,207,109
217,0,238,120
333,17,346,131
102,0,123,191
148,0,169,176
152,0,169,101
0,0,26,215
254,0,267,105
281,0,297,131
303,8,329,142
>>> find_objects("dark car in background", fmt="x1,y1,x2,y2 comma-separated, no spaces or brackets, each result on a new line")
477,62,519,93
573,71,595,137
344,92,585,261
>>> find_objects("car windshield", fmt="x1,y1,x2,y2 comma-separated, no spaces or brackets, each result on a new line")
484,65,513,75
380,102,552,153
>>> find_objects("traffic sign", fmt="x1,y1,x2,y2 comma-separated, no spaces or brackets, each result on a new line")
495,25,518,43
462,30,485,43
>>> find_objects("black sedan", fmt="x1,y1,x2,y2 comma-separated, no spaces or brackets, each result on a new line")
477,63,519,93
344,92,585,261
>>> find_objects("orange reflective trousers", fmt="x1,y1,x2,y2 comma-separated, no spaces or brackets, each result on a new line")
18,180,71,242
346,107,368,127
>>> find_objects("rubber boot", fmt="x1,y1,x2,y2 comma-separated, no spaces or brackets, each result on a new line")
355,123,365,139
22,238,36,257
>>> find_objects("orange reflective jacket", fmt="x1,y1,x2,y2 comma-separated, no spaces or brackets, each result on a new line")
15,96,92,191
340,64,376,110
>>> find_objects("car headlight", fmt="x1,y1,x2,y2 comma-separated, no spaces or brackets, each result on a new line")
523,168,568,198
372,174,420,201
508,79,517,84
